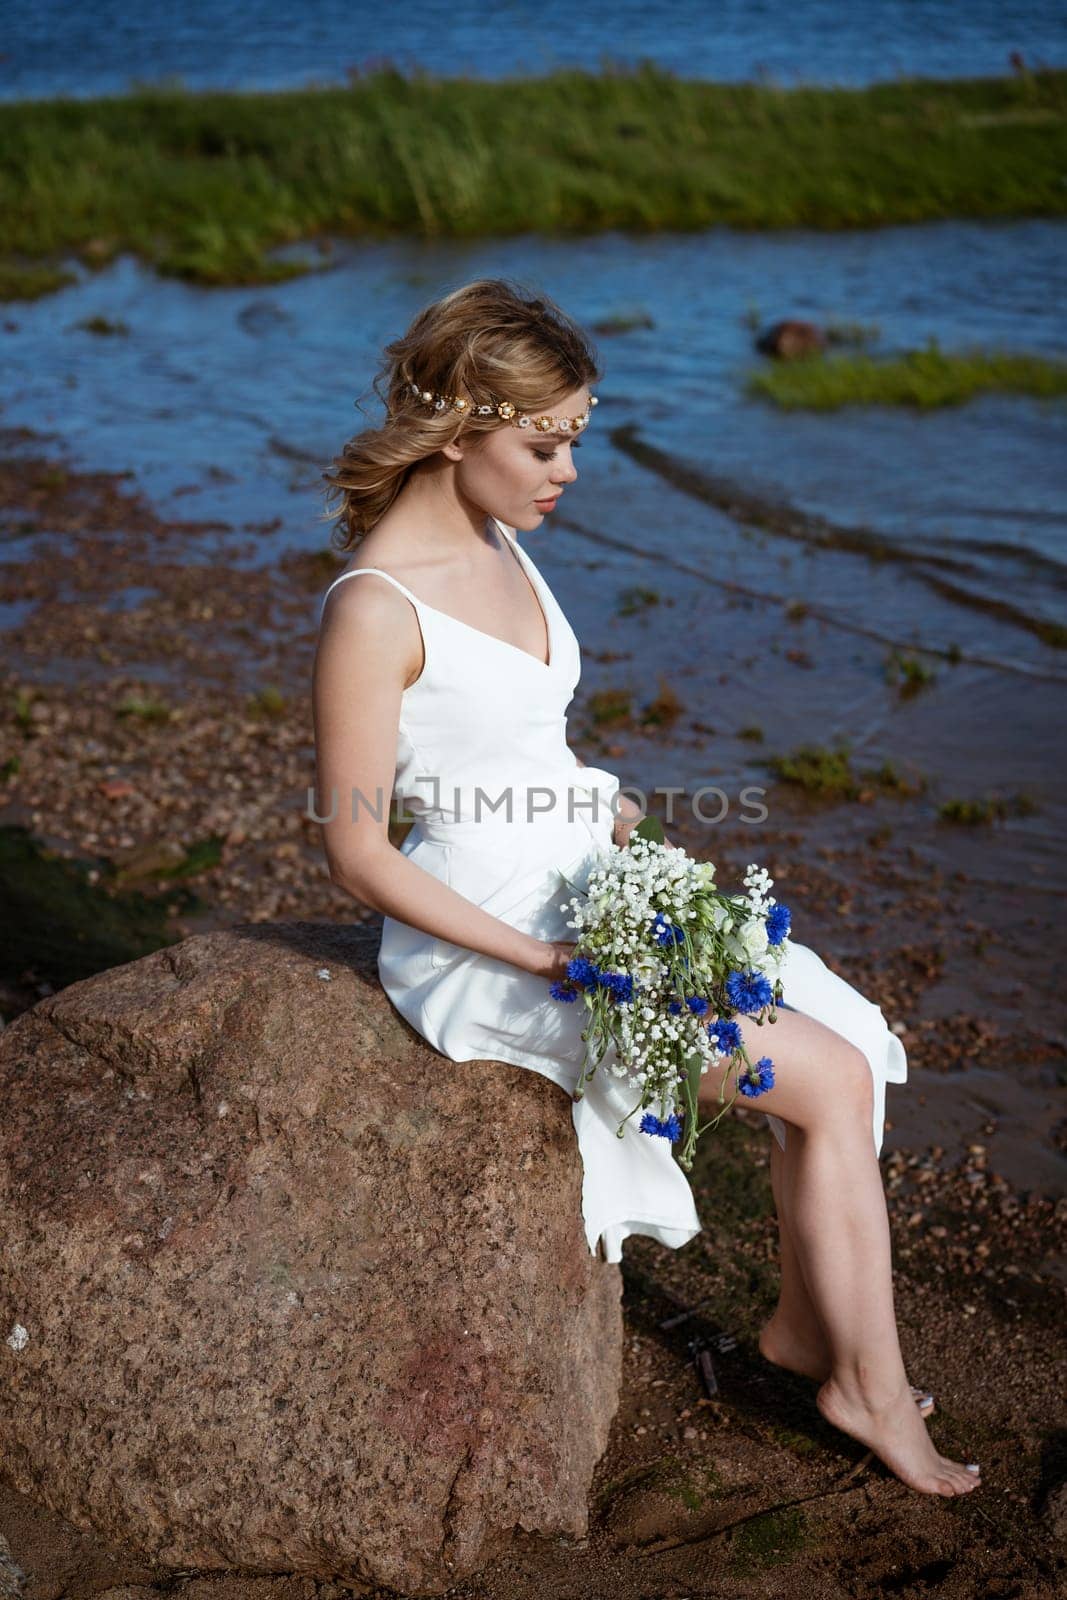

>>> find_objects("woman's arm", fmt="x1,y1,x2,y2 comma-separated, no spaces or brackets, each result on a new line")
314,579,561,978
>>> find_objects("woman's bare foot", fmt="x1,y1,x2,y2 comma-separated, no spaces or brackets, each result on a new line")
759,1316,935,1414
816,1375,981,1496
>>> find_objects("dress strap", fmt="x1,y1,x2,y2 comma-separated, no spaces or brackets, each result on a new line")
318,566,425,628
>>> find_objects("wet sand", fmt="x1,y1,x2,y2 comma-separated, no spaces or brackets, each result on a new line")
1,439,1065,1597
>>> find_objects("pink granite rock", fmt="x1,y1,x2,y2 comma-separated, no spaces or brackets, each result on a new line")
754,318,827,360
0,922,623,1595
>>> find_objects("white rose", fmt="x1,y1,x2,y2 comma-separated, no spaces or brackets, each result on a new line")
739,917,769,962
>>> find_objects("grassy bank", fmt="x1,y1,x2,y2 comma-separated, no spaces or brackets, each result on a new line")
1,64,1065,294
747,339,1067,409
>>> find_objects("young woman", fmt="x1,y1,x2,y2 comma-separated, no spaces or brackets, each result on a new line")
311,278,981,1498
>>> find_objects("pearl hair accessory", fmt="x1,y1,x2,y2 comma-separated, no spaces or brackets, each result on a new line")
404,380,597,433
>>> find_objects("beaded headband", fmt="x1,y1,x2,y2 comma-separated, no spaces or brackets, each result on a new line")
404,380,597,433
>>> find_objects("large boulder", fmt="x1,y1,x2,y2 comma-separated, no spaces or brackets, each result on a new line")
0,922,623,1595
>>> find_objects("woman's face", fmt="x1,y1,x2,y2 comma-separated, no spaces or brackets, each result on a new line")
453,384,591,531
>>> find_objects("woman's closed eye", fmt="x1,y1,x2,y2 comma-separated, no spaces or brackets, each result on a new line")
534,442,583,462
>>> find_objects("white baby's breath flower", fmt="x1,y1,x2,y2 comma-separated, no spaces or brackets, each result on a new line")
556,839,784,1161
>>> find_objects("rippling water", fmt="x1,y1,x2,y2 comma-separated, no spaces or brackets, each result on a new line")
3,219,1063,666
2,0,1064,101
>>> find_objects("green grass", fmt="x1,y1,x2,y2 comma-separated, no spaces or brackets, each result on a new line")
588,688,633,726
616,585,661,617
885,648,937,695
0,261,76,300
2,65,1065,295
0,823,190,993
938,792,1039,824
768,742,861,799
73,313,129,335
767,741,926,801
247,684,287,719
729,1506,809,1578
115,692,171,722
871,758,926,797
639,679,683,727
747,337,1067,409
11,688,36,736
595,1455,724,1516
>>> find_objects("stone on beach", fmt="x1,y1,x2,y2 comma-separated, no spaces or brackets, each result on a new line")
0,922,622,1595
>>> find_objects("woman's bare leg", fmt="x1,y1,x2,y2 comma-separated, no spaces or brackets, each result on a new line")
697,1007,979,1496
760,1136,935,1412
759,1133,834,1377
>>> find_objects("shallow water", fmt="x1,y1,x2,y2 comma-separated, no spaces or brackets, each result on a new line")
2,0,1064,100
3,218,1064,661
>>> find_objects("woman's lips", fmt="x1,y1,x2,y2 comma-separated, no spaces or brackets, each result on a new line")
535,495,559,508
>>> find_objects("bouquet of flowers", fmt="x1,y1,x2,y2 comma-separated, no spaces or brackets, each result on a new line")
550,819,792,1172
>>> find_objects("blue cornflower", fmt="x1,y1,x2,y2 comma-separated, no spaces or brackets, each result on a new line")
550,982,578,1002
650,912,685,948
766,904,792,946
667,999,682,1015
640,1111,684,1142
726,969,774,1015
707,1017,743,1054
739,1056,775,1098
598,970,635,1004
685,995,709,1016
566,955,601,987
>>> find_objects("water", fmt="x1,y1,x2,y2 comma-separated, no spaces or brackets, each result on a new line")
3,219,1064,668
1,0,1064,102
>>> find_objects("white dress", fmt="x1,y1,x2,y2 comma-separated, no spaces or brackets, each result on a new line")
318,515,908,1264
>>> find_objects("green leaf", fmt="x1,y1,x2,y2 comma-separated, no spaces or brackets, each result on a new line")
633,814,665,845
685,1048,704,1107
680,1047,703,1129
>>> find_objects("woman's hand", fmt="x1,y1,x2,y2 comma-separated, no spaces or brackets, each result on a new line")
611,789,684,852
613,814,683,852
612,812,643,848
522,937,577,981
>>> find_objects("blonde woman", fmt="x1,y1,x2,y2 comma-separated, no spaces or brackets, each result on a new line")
311,277,980,1497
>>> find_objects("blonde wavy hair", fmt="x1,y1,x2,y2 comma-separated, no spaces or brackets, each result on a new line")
321,277,603,552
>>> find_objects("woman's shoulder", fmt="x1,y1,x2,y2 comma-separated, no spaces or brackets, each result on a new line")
319,527,425,639
335,517,436,588
317,568,425,691
334,536,411,583
327,517,433,596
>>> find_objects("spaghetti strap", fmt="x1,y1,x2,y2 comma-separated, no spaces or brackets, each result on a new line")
317,567,425,628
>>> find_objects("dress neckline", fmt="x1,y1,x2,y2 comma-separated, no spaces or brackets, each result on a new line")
340,514,555,673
